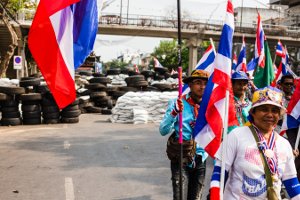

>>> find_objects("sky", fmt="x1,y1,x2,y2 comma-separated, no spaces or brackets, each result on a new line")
95,0,270,62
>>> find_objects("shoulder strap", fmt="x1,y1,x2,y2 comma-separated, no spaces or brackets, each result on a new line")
249,125,274,188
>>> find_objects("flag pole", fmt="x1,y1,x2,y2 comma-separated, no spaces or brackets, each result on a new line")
177,0,183,199
295,126,300,150
220,90,230,199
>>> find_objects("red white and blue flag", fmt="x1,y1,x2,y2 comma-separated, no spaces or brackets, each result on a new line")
272,43,288,86
276,40,285,58
235,36,247,72
281,80,300,134
193,0,237,158
182,42,216,94
28,0,98,109
255,13,265,67
153,57,164,68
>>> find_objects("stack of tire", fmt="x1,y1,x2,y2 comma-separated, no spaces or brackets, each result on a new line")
87,77,113,115
0,86,25,126
42,93,61,124
61,99,81,123
125,75,148,90
20,93,42,125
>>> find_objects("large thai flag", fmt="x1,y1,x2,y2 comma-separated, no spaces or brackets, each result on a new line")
276,40,285,58
281,80,300,135
235,36,247,72
255,13,265,67
193,0,238,158
28,0,98,109
182,43,216,94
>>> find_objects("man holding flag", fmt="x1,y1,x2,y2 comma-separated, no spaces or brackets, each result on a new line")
160,69,210,200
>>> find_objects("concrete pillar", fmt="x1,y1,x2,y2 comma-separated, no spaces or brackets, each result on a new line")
187,37,201,75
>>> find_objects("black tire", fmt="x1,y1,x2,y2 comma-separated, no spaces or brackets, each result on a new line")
42,111,60,119
106,68,121,75
42,106,60,113
79,71,93,76
1,100,19,107
22,100,41,105
63,104,79,111
101,109,112,115
19,78,41,87
125,75,145,85
85,83,106,91
89,77,111,84
92,72,105,77
86,106,102,113
61,110,81,118
22,111,41,119
119,86,138,92
1,106,19,113
132,80,148,87
0,86,25,95
154,67,168,75
90,91,107,98
0,93,7,101
61,117,79,123
43,119,60,124
20,93,42,101
2,111,21,118
128,71,140,76
23,118,42,125
21,104,41,112
1,118,22,126
107,99,113,109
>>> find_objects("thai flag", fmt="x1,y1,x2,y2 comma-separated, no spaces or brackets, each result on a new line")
193,0,238,158
153,57,164,68
272,44,288,86
231,52,237,72
281,80,300,135
255,13,265,67
235,36,247,72
276,40,285,58
28,0,98,109
246,57,256,78
182,42,216,94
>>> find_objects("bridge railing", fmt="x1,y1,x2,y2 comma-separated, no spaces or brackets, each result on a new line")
19,10,300,38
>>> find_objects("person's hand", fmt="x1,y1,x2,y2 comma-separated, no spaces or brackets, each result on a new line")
293,149,299,158
171,98,183,117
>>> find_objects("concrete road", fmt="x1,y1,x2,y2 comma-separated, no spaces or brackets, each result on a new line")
0,114,213,200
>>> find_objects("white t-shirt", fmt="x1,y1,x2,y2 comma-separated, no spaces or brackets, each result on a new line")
216,126,297,200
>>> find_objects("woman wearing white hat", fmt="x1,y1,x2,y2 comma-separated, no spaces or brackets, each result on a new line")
210,86,300,200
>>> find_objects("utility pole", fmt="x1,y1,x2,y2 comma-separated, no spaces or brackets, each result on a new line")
240,0,244,31
127,0,129,24
119,0,123,25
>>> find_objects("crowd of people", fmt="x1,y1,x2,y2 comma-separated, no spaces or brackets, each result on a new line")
159,69,300,200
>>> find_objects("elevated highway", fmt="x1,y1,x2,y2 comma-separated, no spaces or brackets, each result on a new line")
2,13,300,73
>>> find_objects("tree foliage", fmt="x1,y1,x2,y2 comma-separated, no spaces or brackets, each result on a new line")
151,39,189,72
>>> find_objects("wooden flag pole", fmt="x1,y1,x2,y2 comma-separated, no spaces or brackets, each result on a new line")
177,0,183,199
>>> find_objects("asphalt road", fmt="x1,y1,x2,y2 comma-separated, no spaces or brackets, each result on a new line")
0,114,213,200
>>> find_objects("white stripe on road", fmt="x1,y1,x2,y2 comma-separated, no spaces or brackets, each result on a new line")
64,141,71,149
65,177,75,200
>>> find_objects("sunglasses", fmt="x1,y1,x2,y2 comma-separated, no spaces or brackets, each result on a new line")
283,82,294,87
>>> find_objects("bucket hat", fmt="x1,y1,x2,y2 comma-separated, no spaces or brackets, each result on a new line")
183,69,210,84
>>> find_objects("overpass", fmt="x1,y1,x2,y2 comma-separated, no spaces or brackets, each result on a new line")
2,13,300,73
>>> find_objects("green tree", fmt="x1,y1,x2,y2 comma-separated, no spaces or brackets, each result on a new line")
151,39,189,72
104,59,128,71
